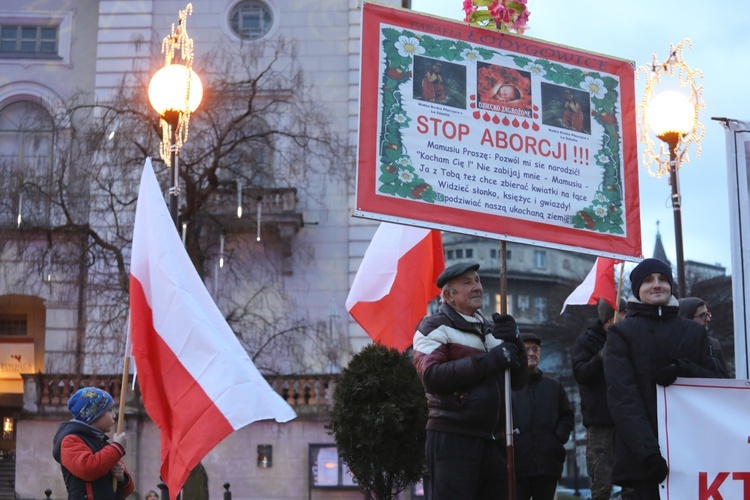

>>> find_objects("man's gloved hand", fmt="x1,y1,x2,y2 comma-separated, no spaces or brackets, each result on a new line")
113,432,127,450
644,454,669,483
490,342,520,370
491,313,520,341
654,361,680,386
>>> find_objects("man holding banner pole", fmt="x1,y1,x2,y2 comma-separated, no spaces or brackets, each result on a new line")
413,262,527,499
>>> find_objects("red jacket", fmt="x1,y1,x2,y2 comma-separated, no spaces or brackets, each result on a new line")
52,420,135,499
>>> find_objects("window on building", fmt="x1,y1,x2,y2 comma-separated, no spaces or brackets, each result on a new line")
0,100,55,227
229,1,274,40
455,249,464,259
0,314,26,336
517,295,530,312
495,293,513,316
446,250,454,260
309,444,358,489
490,248,497,260
535,296,548,321
465,248,473,258
534,250,547,269
0,25,58,58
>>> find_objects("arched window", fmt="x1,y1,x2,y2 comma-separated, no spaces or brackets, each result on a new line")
0,101,54,227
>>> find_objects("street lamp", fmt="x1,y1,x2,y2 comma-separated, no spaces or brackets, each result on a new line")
637,39,705,298
148,3,203,227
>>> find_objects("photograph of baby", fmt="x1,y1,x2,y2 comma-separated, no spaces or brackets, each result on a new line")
476,62,532,118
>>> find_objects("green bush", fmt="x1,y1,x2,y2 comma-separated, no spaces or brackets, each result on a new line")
327,343,428,500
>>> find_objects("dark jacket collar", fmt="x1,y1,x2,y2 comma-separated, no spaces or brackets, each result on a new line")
625,296,680,319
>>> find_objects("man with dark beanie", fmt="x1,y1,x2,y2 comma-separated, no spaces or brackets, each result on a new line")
603,258,725,499
571,297,629,500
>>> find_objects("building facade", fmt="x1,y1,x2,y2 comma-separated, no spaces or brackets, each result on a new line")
0,0,401,498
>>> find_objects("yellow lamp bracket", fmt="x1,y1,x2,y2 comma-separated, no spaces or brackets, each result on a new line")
158,3,196,166
636,39,705,178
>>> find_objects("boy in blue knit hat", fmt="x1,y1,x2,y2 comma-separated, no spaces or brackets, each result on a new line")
52,387,135,498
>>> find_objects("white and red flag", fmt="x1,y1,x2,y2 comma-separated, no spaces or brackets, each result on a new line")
129,158,296,495
346,223,444,352
560,257,620,313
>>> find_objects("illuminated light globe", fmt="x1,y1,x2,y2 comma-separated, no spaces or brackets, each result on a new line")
647,90,695,139
148,64,203,116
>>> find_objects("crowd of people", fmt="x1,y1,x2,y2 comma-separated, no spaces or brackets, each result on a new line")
52,257,727,499
413,258,727,499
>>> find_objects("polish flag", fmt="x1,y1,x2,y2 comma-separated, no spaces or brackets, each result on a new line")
560,257,620,313
129,159,296,496
346,223,444,352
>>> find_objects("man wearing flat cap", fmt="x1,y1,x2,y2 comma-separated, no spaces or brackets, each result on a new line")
603,258,725,499
413,262,528,499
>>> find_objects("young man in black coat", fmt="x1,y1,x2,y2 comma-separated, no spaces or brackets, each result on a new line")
571,298,628,500
604,258,725,499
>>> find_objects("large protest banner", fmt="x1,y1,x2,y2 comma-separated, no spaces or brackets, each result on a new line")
722,119,750,379
356,3,641,259
657,378,750,499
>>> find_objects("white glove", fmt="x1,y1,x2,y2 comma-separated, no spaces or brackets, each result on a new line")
113,432,127,449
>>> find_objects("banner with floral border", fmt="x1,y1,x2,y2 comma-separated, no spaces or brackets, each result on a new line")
356,3,641,259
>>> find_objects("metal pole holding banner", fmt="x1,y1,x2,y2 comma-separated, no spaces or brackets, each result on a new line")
499,240,516,499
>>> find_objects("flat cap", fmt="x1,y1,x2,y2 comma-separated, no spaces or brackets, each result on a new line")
521,332,541,345
436,262,480,288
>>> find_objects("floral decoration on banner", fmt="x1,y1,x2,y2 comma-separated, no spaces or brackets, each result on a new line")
463,0,530,34
377,29,625,234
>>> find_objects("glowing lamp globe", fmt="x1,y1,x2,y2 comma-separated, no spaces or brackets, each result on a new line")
148,64,203,117
647,90,695,139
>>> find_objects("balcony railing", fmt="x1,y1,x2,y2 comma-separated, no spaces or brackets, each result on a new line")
207,186,303,239
21,372,336,420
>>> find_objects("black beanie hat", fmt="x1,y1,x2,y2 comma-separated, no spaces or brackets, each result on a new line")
630,258,673,300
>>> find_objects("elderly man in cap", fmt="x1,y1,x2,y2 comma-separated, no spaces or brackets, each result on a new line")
413,262,527,500
604,258,725,499
512,332,574,500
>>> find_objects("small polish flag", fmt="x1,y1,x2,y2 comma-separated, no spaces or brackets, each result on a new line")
129,159,296,496
346,223,444,352
560,257,620,314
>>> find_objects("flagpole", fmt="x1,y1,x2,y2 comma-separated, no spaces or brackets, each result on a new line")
113,318,131,491
615,262,625,323
499,240,516,499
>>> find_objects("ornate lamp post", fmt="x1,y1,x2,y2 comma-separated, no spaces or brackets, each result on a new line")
638,39,704,298
148,3,203,227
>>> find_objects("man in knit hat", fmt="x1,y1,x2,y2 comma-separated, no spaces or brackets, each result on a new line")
52,387,134,498
603,258,725,499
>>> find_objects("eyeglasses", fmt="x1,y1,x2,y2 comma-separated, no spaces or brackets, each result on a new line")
694,311,712,321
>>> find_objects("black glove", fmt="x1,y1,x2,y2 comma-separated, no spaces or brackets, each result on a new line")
491,313,520,341
654,361,680,386
644,454,669,483
490,343,520,370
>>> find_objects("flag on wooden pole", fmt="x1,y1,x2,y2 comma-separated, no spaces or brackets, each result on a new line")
560,257,620,314
129,158,296,496
346,223,444,352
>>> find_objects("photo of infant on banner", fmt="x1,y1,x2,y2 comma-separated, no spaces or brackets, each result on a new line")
476,63,533,118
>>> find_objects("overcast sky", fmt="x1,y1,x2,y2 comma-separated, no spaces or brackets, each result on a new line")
409,0,749,273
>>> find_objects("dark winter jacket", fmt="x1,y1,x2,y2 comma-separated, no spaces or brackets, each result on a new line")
572,319,613,427
52,420,134,499
604,297,725,484
512,370,574,478
413,302,528,439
